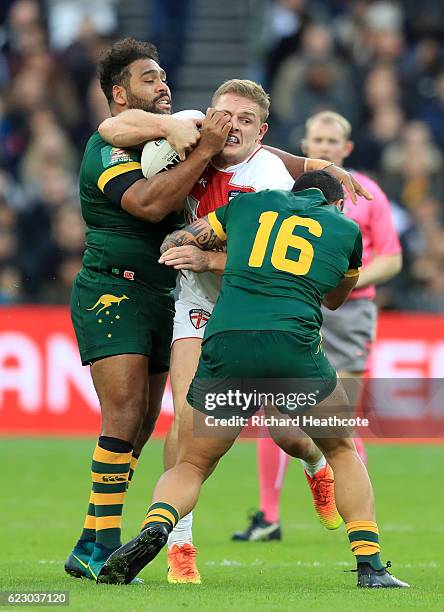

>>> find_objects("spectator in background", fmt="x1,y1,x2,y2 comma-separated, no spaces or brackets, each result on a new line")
0,0,443,311
150,0,193,91
350,104,404,173
86,78,110,128
350,65,404,171
0,0,117,304
380,121,444,207
403,37,444,113
270,23,357,149
42,204,84,303
44,0,117,51
397,196,444,312
17,166,78,300
262,0,312,87
0,194,21,303
0,264,21,303
417,71,444,152
19,108,78,187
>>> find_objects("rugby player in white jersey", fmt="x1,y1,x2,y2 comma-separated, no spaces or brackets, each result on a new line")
163,81,341,583
98,81,373,584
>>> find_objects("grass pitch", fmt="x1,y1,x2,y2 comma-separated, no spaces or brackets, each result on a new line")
1,439,443,611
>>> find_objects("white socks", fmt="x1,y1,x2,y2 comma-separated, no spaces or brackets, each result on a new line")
300,455,327,477
167,511,193,548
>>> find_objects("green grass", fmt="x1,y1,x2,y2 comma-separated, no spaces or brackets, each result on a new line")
0,440,443,611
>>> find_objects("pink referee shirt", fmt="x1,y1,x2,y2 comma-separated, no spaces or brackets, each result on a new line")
342,171,401,301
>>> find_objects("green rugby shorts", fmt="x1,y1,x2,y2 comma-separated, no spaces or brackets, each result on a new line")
187,329,337,418
70,274,174,372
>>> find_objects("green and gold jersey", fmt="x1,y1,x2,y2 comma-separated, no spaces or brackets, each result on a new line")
78,131,182,295
206,188,362,341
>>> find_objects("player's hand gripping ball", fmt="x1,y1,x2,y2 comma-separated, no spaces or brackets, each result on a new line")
141,109,205,178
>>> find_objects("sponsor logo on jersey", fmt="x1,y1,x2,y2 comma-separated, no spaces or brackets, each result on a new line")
189,308,211,329
123,270,135,280
101,146,135,168
228,190,243,200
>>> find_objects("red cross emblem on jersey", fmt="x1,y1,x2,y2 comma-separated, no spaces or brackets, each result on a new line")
189,308,211,329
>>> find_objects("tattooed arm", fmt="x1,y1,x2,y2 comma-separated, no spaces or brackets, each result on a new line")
159,216,226,254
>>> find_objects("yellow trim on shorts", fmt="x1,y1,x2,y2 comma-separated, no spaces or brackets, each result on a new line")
97,161,142,192
344,268,360,278
208,211,227,241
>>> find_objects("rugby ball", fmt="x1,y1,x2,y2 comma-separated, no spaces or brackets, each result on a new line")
141,109,205,178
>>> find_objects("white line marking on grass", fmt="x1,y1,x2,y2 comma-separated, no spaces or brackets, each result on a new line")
204,560,440,569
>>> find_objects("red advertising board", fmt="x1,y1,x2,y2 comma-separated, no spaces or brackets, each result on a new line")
0,307,443,438
0,307,172,436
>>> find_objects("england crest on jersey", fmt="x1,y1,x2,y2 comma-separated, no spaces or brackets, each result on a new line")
189,308,211,329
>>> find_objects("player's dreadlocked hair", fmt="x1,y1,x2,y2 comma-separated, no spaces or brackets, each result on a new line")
292,170,345,205
98,37,159,104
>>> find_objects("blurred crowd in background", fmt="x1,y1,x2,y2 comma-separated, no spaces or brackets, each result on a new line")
0,0,443,311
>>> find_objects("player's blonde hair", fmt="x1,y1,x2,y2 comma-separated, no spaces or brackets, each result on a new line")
211,79,270,123
305,111,352,139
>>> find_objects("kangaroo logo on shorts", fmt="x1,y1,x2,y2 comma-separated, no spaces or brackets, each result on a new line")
189,308,210,329
87,294,129,315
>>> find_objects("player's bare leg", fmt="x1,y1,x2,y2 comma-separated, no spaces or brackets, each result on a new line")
127,370,169,486
134,370,169,455
164,338,202,469
98,402,241,584
266,384,408,588
65,354,151,580
340,370,367,465
157,401,240,515
163,338,203,583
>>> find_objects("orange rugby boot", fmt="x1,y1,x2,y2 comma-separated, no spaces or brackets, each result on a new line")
167,543,202,584
304,464,343,530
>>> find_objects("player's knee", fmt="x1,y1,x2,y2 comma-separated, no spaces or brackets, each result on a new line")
101,390,147,429
286,435,313,459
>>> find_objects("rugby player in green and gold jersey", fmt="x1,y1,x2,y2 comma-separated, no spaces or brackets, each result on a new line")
97,171,408,589
65,37,232,581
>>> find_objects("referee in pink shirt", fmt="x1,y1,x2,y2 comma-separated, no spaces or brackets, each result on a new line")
233,111,402,542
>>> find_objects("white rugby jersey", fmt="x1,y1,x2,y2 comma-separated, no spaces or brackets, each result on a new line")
179,145,294,304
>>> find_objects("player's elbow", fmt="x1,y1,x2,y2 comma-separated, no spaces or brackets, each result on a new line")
122,184,170,223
